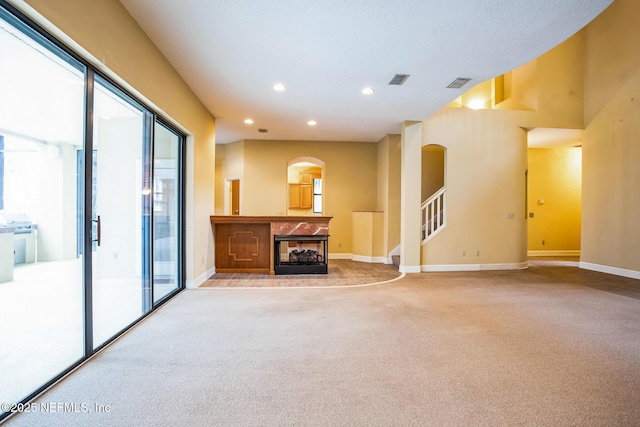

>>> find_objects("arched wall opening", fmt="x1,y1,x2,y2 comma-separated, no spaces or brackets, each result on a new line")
287,157,325,215
421,145,446,202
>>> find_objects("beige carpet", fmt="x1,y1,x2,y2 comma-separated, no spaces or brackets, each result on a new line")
6,264,640,426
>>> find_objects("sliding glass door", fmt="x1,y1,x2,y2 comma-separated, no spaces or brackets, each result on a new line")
0,9,85,407
0,3,185,420
91,77,148,348
153,122,182,303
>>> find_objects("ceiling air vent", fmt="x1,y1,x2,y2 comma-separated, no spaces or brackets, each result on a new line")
447,77,471,89
388,74,410,85
258,128,268,133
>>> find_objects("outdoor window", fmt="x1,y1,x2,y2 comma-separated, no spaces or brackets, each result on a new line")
313,178,322,214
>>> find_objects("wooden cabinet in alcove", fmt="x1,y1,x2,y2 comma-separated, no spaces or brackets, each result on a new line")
289,183,312,209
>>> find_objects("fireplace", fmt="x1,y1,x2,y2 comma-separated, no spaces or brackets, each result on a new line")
274,235,328,275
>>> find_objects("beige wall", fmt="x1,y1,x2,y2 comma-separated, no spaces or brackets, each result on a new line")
582,0,640,274
376,134,401,258
535,32,585,129
496,32,584,125
421,108,528,268
19,0,217,285
216,139,378,255
498,61,538,111
419,27,590,270
527,148,582,253
214,144,227,215
352,211,385,261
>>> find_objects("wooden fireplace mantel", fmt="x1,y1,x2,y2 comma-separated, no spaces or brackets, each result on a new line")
210,215,332,274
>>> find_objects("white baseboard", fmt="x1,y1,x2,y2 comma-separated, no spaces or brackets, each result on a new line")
188,266,216,289
352,255,389,264
579,262,640,280
422,262,528,272
528,250,581,257
399,265,421,273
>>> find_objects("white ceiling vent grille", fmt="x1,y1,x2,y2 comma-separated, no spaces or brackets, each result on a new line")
388,74,410,85
447,77,471,89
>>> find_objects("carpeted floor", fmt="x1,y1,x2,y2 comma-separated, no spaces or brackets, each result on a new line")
5,261,640,426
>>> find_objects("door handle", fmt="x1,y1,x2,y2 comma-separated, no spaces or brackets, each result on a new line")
91,215,101,246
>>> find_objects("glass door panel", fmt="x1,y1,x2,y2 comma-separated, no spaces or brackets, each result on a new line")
0,6,186,420
153,123,181,303
91,77,147,348
0,11,85,408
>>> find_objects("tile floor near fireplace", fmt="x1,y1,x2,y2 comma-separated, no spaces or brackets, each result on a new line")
202,259,402,287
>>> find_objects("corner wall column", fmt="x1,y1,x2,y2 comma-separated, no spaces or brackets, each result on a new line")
400,121,422,273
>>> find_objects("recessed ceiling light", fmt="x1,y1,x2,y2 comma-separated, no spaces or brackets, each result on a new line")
273,83,286,91
362,87,375,95
244,118,254,124
307,120,317,126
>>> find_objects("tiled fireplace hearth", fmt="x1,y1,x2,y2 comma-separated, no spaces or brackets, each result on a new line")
210,216,332,274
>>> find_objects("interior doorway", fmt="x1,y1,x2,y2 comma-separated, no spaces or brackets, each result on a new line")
231,179,240,215
225,179,240,215
526,128,582,259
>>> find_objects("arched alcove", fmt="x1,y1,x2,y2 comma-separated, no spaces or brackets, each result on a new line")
421,145,446,202
287,157,324,215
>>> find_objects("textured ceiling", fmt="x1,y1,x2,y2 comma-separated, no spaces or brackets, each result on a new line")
119,0,613,144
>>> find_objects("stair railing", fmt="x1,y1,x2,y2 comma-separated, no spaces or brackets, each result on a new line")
421,186,446,243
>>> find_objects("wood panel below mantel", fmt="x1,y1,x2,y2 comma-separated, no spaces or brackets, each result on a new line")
210,216,332,274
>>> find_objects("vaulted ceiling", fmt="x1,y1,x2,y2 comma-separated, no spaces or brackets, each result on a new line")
119,0,613,144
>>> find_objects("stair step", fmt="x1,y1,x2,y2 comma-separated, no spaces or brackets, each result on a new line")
391,255,400,268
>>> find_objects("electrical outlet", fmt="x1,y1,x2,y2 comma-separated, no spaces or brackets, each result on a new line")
461,250,466,257
542,240,545,246
338,242,342,248
475,250,480,257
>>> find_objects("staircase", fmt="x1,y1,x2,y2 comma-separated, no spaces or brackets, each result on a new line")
389,187,446,270
421,186,446,243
